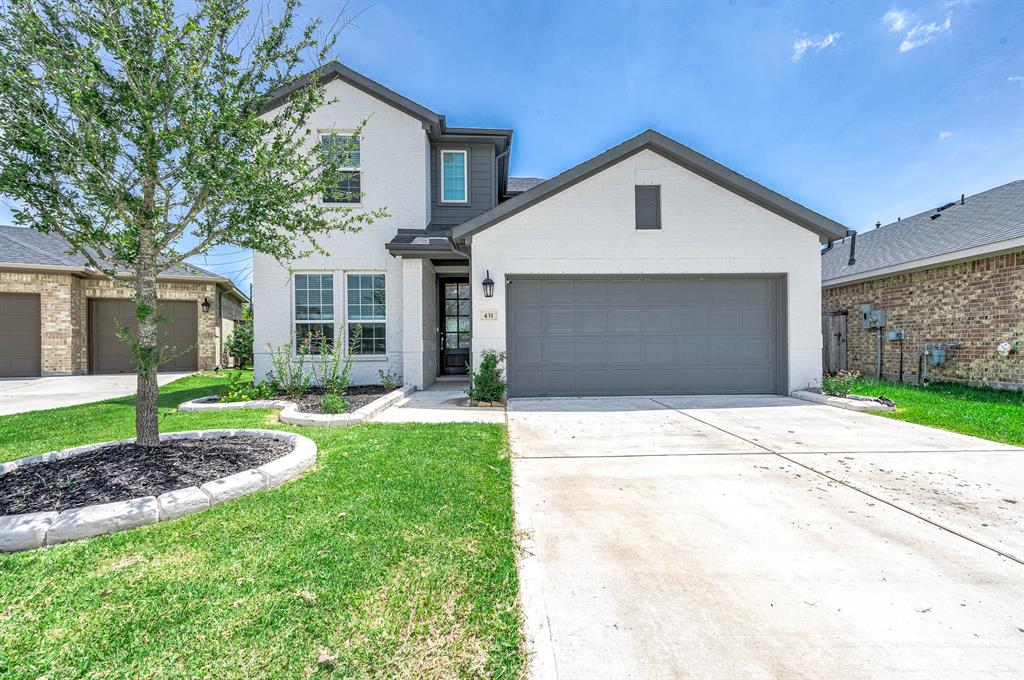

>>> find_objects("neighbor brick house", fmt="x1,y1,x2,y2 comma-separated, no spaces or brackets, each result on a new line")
0,225,248,377
821,180,1023,389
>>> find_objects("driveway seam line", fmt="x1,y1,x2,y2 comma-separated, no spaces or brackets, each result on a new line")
648,397,1024,567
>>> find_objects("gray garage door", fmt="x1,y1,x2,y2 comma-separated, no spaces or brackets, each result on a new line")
506,276,786,397
89,299,198,374
0,293,41,377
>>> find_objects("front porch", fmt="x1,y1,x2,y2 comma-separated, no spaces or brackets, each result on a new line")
399,256,474,389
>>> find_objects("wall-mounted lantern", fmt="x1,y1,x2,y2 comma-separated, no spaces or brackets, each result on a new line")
201,297,211,313
482,270,495,298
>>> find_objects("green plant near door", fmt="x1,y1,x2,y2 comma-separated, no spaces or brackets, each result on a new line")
468,350,507,403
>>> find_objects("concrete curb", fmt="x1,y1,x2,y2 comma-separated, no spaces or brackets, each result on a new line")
791,389,896,413
178,385,416,428
0,428,317,553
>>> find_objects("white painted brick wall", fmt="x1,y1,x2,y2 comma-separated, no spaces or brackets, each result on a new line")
254,78,426,385
470,149,824,393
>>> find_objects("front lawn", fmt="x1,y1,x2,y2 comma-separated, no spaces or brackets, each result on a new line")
0,372,523,678
848,377,1024,447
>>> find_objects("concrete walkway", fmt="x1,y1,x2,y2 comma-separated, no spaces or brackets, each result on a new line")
509,395,1023,680
0,373,191,416
371,380,505,423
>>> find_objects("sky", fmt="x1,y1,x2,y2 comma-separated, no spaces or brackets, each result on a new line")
4,0,1023,293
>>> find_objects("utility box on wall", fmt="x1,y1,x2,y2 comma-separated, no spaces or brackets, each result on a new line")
860,303,886,329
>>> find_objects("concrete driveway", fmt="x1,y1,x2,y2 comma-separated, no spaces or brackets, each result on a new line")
509,395,1023,680
0,373,191,416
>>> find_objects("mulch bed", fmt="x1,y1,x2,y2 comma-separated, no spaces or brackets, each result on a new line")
279,385,391,414
0,437,292,515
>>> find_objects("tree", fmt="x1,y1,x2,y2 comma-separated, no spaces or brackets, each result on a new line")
0,0,382,445
225,304,253,368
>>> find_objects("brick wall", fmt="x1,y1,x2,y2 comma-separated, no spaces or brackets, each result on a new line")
1,270,225,375
822,249,1024,389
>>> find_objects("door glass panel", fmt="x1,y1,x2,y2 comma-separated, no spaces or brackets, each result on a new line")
457,283,470,299
446,317,458,332
445,283,458,299
458,300,470,315
458,318,470,332
458,333,471,348
445,300,458,315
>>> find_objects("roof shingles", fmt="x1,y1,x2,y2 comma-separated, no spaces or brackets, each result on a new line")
821,180,1024,283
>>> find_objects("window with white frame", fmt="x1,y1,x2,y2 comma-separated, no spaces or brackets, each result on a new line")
294,273,334,354
440,149,467,203
346,273,386,355
322,134,361,204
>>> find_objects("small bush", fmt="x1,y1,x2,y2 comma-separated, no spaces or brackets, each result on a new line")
821,369,861,397
266,338,313,399
224,305,253,367
378,368,402,391
468,350,507,403
319,393,348,414
220,372,275,402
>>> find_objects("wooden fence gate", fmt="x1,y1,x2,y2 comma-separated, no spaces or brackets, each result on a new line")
822,312,848,373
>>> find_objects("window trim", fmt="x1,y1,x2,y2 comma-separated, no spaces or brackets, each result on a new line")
635,184,662,230
291,271,336,357
321,130,362,207
438,148,469,205
344,270,388,359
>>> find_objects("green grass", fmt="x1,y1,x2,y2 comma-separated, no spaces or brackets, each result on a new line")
0,372,523,679
848,377,1024,447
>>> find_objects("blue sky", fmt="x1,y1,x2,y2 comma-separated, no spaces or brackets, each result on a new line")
4,1,1022,292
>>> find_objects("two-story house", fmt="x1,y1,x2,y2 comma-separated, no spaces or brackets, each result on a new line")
253,62,849,397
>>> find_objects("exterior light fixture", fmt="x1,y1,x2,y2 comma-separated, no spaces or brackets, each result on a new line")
201,297,211,313
482,270,495,298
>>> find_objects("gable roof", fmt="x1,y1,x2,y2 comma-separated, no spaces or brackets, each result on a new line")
0,225,248,300
260,61,443,128
452,129,848,243
506,177,547,195
821,180,1024,285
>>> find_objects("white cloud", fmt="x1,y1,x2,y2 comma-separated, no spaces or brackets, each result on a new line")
1009,76,1024,86
792,32,841,61
938,131,953,140
883,8,953,52
900,14,952,52
883,10,908,32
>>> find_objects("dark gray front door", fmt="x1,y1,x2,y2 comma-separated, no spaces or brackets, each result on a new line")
0,293,41,377
89,299,199,374
440,278,470,375
506,276,786,397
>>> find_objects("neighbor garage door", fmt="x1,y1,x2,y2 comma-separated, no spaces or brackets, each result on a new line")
0,293,41,377
506,276,785,397
89,299,198,374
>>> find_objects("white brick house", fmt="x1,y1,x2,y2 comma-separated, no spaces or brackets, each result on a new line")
253,62,849,397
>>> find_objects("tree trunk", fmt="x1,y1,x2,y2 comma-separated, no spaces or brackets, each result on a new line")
135,236,161,446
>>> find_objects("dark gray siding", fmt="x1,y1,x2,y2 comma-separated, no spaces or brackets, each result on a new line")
428,143,496,228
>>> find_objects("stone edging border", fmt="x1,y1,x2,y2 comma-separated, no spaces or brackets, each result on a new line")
0,429,317,553
791,389,896,413
178,385,416,427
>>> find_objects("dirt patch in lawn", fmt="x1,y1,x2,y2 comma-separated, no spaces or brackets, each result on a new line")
285,385,391,414
0,437,292,515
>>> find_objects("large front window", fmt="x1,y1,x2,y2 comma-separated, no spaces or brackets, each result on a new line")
346,273,386,355
440,149,467,203
322,134,361,204
294,273,334,354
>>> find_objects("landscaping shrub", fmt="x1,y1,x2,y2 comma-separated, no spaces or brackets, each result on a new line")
319,393,347,414
378,368,402,391
468,350,507,403
220,372,275,403
821,369,861,397
266,338,312,399
224,306,253,367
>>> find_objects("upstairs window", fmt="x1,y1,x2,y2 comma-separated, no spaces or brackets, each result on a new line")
322,134,361,204
346,273,386,355
294,273,334,354
635,185,661,229
440,149,468,203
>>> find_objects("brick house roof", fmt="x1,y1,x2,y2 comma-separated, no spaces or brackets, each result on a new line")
822,180,1024,284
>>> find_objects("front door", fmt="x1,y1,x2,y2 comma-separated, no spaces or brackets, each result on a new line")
440,277,471,375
